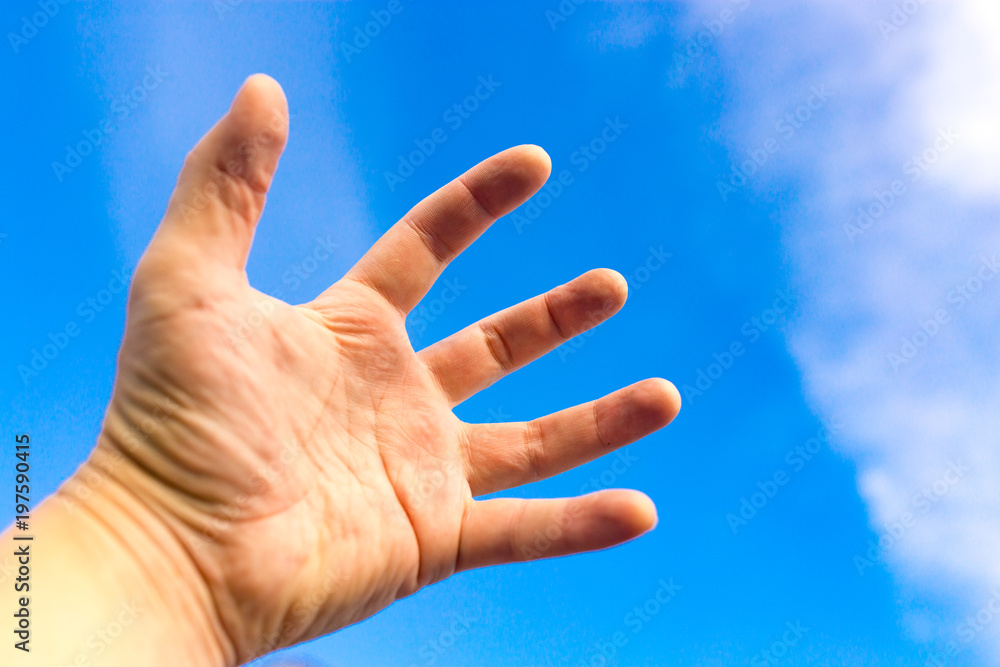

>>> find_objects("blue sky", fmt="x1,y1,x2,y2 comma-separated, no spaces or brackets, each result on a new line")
3,1,998,666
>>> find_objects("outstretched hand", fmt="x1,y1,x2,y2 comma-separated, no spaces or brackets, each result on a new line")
63,75,680,665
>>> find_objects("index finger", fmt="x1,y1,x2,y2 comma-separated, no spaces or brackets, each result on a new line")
343,145,551,314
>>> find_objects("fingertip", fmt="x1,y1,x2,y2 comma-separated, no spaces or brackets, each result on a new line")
620,489,658,535
593,379,680,451
591,489,658,542
463,145,553,219
501,144,551,192
591,268,629,308
238,73,288,111
638,377,682,428
230,73,289,148
561,269,628,328
517,144,552,179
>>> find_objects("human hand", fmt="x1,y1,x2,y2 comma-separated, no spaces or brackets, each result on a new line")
50,74,680,666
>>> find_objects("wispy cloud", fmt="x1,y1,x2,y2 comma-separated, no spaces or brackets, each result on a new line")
597,0,1000,660
95,5,374,291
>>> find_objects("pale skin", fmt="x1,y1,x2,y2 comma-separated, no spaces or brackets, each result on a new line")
2,75,680,666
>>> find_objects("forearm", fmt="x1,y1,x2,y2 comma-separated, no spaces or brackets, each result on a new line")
1,457,232,667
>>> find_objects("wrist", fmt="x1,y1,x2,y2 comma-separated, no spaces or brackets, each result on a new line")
6,446,235,667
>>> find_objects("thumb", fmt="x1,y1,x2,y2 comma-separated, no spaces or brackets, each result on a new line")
156,74,289,271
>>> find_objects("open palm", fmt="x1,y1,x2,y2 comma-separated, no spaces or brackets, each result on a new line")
88,75,680,664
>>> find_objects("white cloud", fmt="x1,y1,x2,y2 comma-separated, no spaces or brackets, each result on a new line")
728,0,1000,659
600,0,1000,660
